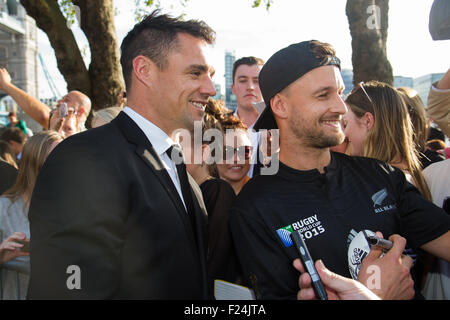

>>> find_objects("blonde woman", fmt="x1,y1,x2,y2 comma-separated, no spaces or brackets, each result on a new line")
0,131,63,299
344,81,432,201
344,81,437,295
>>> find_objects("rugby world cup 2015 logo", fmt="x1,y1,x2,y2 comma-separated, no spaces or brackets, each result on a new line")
276,225,294,248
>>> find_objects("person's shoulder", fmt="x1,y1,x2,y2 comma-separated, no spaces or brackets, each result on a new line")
202,178,235,196
53,122,120,154
333,152,397,174
232,172,282,212
201,178,236,206
333,153,409,192
424,158,450,173
242,172,279,193
0,196,12,205
0,159,17,172
423,159,450,181
0,196,13,215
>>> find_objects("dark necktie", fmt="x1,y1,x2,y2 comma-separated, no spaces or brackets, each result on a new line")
167,145,197,233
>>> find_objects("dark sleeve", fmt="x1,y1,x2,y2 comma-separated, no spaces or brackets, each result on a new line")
27,137,127,299
393,168,450,250
229,206,299,300
202,180,243,287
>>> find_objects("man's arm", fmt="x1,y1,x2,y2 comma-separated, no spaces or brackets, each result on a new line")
0,68,51,129
28,137,126,299
435,68,450,90
420,230,450,262
427,68,450,136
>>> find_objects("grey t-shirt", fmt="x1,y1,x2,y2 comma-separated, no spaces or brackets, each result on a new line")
0,197,30,300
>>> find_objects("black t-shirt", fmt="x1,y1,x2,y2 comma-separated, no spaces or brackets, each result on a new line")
229,152,450,299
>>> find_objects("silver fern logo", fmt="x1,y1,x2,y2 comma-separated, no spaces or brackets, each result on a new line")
371,188,387,207
371,188,397,213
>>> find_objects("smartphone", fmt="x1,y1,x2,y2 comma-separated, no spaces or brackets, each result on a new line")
59,102,69,118
14,239,30,253
290,230,328,300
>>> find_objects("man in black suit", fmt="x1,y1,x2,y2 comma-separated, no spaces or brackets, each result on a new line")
27,10,217,299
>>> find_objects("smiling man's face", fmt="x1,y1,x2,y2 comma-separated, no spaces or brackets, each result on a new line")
278,65,347,149
152,32,216,133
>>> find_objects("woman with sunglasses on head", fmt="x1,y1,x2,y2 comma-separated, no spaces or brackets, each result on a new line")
344,81,432,202
344,81,436,298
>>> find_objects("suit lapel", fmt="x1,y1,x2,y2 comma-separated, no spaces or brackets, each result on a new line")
136,146,189,217
113,112,209,273
113,113,197,241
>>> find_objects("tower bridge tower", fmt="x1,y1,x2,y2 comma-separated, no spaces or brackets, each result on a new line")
0,0,39,132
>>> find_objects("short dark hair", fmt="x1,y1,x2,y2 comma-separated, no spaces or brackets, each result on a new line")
309,40,337,65
232,56,264,83
0,127,26,144
120,10,216,90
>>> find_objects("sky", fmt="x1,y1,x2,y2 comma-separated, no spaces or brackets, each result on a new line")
36,0,450,99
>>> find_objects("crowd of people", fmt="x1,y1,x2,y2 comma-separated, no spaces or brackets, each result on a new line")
0,10,449,300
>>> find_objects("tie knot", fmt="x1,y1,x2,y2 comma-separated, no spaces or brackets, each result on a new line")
167,144,185,165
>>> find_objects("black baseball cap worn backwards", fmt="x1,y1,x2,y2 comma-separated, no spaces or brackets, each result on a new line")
253,40,341,130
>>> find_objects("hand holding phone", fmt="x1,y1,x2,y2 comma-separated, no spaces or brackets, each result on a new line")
290,230,328,300
59,102,69,118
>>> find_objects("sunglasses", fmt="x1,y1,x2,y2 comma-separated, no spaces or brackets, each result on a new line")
351,82,373,104
223,145,253,161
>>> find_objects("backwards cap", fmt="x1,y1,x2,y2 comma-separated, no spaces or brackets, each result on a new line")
254,40,341,130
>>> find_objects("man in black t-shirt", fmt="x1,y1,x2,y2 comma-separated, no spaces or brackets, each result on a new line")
229,40,450,300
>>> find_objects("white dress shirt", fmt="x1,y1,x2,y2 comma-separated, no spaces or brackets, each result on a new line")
123,107,187,210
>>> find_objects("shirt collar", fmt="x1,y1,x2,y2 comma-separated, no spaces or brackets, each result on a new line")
234,107,256,129
123,106,176,156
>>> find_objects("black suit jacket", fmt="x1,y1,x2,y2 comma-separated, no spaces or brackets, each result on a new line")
28,112,209,299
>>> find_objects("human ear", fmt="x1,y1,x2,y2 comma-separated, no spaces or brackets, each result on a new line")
271,94,288,120
132,55,155,88
363,112,375,130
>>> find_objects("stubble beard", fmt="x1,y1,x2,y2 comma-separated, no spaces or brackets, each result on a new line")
289,117,345,149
